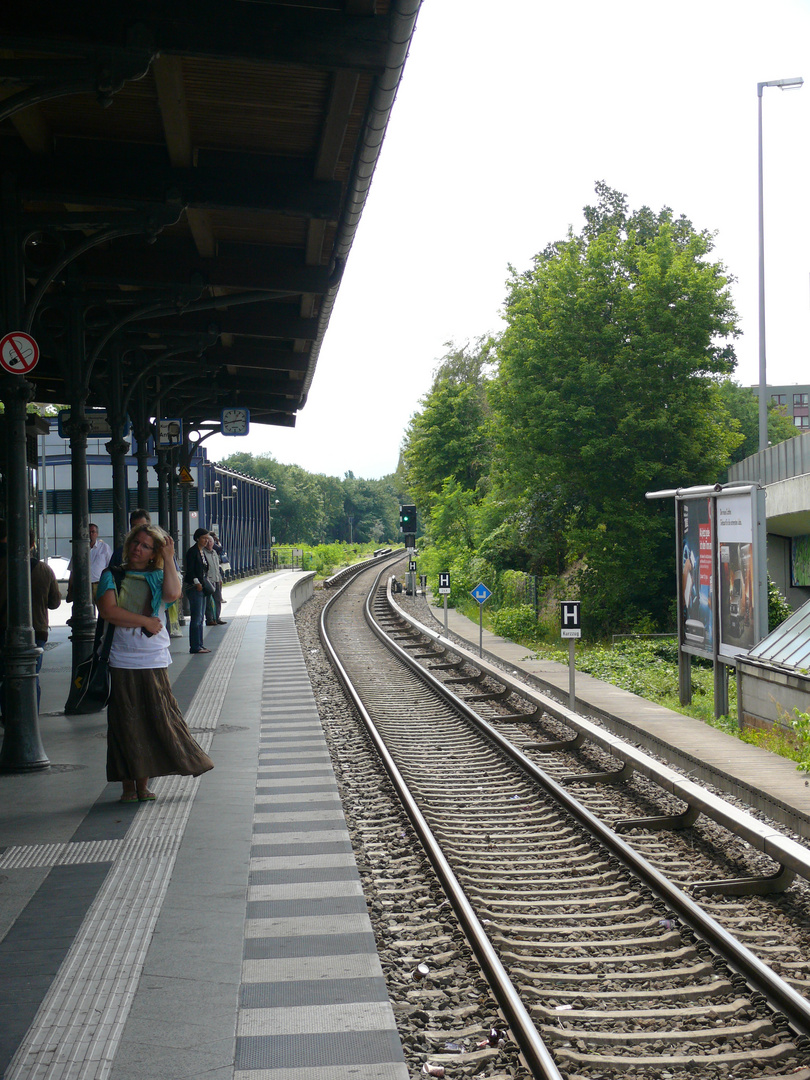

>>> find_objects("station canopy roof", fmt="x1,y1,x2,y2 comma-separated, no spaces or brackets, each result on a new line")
747,600,810,674
0,0,420,430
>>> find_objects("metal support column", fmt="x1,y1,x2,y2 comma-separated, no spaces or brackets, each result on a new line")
106,352,130,550
133,384,151,511
155,448,169,530
0,171,47,770
0,380,47,771
63,408,96,709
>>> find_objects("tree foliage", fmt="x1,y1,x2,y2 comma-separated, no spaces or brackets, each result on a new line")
216,452,404,545
486,183,742,631
401,340,493,519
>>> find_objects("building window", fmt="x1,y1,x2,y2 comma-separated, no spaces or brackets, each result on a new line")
772,394,788,405
795,394,810,406
794,415,809,428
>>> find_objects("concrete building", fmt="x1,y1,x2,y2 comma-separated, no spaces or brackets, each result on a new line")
752,383,810,430
729,433,810,610
36,419,276,577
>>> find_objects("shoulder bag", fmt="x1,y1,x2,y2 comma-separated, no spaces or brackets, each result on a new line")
65,619,115,714
64,566,125,715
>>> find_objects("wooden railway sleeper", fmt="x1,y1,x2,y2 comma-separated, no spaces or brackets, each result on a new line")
614,804,701,833
524,731,585,751
562,760,634,785
498,704,544,722
462,687,512,703
690,863,797,896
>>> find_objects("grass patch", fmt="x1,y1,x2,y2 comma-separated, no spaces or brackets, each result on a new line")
532,637,810,771
431,598,810,771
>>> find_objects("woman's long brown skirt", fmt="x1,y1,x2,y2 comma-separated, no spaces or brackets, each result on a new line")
106,667,214,782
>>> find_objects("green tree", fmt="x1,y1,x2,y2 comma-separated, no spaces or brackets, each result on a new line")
489,183,742,632
401,339,493,520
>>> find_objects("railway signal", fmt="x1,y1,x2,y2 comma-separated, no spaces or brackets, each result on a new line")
400,504,416,530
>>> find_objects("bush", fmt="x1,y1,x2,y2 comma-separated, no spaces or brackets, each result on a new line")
491,604,540,642
768,577,792,632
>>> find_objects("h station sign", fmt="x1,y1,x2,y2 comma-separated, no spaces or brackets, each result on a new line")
560,600,581,639
560,600,581,709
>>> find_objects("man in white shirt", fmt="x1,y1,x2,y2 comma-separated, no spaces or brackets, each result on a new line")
67,523,113,604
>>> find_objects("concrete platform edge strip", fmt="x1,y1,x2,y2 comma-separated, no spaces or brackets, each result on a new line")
232,606,407,1075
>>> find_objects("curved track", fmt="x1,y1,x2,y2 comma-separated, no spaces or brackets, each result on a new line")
320,558,810,1080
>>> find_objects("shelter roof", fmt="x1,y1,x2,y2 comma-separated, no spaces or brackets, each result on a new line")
0,0,420,430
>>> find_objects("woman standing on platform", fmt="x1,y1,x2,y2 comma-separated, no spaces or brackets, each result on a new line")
96,525,213,803
183,528,212,654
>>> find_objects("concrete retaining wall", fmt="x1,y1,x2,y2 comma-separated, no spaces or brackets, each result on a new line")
738,657,810,732
290,571,316,613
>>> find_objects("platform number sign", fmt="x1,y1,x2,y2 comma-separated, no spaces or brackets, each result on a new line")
438,572,451,595
560,601,581,639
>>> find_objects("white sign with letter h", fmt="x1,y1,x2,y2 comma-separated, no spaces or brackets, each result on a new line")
561,601,581,639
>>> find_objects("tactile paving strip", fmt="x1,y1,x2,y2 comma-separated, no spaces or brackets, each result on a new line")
2,587,259,1080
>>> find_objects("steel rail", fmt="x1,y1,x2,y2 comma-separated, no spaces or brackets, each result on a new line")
319,561,564,1080
367,570,810,1039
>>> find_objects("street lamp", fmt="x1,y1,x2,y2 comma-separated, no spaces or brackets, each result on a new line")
757,76,803,453
269,499,279,568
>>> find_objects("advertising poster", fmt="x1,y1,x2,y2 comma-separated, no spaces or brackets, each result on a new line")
717,492,756,657
679,498,713,657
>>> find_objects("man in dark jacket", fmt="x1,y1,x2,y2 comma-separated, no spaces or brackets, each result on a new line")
183,528,212,654
0,529,61,717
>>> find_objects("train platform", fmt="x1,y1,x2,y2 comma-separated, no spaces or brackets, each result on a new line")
0,570,408,1080
423,594,810,841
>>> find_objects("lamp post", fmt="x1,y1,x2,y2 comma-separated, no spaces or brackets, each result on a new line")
757,76,803,453
269,497,279,569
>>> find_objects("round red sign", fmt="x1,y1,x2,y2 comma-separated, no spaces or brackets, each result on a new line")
0,332,39,375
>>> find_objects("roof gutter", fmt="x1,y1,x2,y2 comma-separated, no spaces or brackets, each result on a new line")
300,0,423,404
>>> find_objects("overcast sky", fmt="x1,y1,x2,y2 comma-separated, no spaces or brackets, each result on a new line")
205,0,810,480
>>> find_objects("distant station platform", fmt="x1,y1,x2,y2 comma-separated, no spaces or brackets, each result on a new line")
424,593,810,841
0,571,408,1080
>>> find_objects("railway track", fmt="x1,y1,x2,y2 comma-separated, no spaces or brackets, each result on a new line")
318,557,810,1080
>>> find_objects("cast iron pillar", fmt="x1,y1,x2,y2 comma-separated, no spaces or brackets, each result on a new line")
155,448,170,530
106,353,130,549
63,402,96,693
63,293,96,709
133,384,151,511
0,171,47,771
0,378,48,772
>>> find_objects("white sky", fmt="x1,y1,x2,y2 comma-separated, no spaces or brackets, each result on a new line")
205,0,810,480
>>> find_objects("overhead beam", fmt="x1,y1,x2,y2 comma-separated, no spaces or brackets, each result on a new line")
71,244,333,295
18,158,342,218
129,307,320,340
211,345,311,374
151,53,217,258
122,339,312,374
0,3,390,73
157,386,297,413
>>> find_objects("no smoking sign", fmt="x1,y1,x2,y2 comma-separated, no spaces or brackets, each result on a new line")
0,332,39,375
